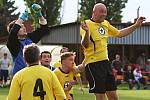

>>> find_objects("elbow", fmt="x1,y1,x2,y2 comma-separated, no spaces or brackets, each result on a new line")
81,41,89,48
83,44,89,48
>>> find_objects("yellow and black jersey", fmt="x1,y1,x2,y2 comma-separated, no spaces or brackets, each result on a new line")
80,19,120,65
54,67,80,100
7,65,66,100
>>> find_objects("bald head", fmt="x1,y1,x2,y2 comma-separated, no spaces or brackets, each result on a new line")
92,3,107,23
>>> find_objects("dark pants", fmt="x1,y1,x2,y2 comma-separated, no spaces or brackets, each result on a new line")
136,77,147,89
0,70,8,83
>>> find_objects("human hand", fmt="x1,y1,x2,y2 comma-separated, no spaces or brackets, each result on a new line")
135,17,146,27
32,3,42,17
64,80,74,91
19,9,29,21
81,21,89,32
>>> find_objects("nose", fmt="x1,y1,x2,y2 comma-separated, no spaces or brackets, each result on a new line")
102,12,107,16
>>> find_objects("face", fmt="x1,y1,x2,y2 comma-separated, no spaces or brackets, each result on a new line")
4,54,7,59
92,4,107,22
128,65,132,70
62,55,75,71
116,55,120,60
40,53,52,67
17,24,27,38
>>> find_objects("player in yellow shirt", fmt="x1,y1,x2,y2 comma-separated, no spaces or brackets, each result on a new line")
53,47,84,99
7,44,66,100
52,47,69,68
80,3,145,100
54,52,83,100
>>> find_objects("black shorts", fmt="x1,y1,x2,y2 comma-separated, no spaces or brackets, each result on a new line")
85,60,117,93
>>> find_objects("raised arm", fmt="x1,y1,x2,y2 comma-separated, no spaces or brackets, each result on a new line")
7,9,29,56
80,21,90,48
28,4,49,43
118,17,146,37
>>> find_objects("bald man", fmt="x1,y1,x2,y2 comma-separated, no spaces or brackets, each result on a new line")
80,3,145,100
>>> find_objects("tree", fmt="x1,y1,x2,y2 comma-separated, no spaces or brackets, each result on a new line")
79,0,128,22
0,0,18,37
24,0,63,28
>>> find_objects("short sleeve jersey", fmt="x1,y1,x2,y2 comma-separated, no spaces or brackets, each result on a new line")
7,65,66,100
80,19,120,64
54,67,80,99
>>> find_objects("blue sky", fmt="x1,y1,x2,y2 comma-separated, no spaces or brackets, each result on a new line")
13,0,150,23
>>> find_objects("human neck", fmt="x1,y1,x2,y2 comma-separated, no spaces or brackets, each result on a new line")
61,66,69,73
28,62,39,67
18,34,27,39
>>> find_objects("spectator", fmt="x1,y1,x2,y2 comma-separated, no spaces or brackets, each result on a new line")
40,51,55,71
136,52,147,70
112,54,123,75
124,65,135,90
0,53,10,87
145,59,150,77
133,66,147,90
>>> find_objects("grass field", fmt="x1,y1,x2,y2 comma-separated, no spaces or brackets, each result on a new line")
1,84,150,100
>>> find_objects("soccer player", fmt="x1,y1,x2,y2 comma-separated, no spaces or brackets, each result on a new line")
40,51,55,71
52,47,69,68
6,4,49,75
7,44,66,100
54,52,83,100
80,3,145,100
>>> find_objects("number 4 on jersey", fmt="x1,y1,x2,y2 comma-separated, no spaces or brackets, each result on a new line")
33,78,46,100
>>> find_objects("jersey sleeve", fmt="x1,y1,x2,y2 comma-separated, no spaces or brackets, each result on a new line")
52,72,66,100
107,21,120,37
7,74,21,100
52,60,61,68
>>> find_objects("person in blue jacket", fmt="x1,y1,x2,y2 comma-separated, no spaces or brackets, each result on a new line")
6,4,49,75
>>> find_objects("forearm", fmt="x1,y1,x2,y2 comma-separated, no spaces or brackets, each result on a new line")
39,16,47,25
118,24,138,37
76,77,83,88
15,19,24,26
81,31,90,48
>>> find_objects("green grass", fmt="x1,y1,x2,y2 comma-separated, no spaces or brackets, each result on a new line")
1,84,150,100
0,87,9,100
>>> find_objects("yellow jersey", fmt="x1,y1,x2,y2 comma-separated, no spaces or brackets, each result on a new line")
54,67,80,100
80,19,120,64
52,59,62,68
7,65,66,100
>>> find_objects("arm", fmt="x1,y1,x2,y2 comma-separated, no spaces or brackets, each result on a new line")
80,21,90,48
28,4,50,43
7,11,28,56
27,17,49,43
76,77,84,94
74,59,86,72
118,17,146,37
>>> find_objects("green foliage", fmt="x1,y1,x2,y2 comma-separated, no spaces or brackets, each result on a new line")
0,0,18,36
79,0,128,22
24,0,63,28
